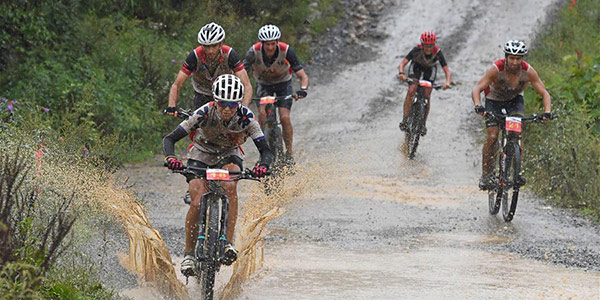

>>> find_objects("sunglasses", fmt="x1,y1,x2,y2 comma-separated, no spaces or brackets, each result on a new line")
423,44,435,48
216,101,239,109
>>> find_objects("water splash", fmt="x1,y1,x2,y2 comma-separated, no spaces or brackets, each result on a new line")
220,160,336,299
35,148,188,300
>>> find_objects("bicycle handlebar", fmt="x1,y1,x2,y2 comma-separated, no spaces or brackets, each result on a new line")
164,163,269,181
405,78,443,90
251,94,296,102
163,108,193,120
484,111,558,123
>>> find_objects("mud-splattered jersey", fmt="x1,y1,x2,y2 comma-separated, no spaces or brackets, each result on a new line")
406,45,447,68
181,45,244,96
484,59,530,101
178,102,264,154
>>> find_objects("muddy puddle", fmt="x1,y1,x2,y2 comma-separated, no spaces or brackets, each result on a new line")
240,241,599,300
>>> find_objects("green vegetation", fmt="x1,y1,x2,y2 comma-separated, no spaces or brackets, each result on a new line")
524,0,600,219
0,135,119,299
1,1,342,297
1,0,341,165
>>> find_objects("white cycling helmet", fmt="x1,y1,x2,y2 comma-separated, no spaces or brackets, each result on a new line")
258,24,281,42
198,22,225,45
503,40,528,56
212,74,244,102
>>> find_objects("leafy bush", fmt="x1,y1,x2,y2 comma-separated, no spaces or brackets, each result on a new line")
1,0,340,165
524,0,600,219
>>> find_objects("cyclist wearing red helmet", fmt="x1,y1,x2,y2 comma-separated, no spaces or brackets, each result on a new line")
398,31,451,135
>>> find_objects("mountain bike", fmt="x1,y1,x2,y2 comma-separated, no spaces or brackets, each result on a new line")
251,94,296,168
166,165,263,300
402,78,442,159
484,110,555,222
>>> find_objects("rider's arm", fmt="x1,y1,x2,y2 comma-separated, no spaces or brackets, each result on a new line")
527,66,552,113
437,51,451,88
168,71,190,108
228,49,254,107
398,58,409,74
245,112,273,166
295,69,309,90
169,52,196,108
253,136,273,167
235,69,253,107
286,47,309,90
471,66,498,106
163,126,188,157
243,47,255,72
442,66,451,88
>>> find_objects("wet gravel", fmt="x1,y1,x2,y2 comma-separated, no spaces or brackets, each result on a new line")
98,0,600,298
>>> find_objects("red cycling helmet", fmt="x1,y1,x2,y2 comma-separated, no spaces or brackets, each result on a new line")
420,31,437,45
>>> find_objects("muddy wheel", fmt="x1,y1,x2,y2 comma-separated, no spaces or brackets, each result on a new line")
488,190,501,215
200,196,220,300
406,98,424,159
501,142,521,222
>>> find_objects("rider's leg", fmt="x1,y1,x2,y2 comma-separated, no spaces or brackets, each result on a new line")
403,83,418,119
257,104,267,129
279,107,293,156
221,162,241,265
482,126,500,176
221,163,240,241
423,87,433,121
185,178,208,254
421,86,433,135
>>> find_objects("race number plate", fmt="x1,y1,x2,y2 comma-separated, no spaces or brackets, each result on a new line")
206,169,230,181
505,116,522,133
260,96,276,105
419,80,433,88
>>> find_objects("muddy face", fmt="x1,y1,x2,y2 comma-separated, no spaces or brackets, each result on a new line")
204,43,222,61
506,54,524,73
262,40,278,58
216,102,239,121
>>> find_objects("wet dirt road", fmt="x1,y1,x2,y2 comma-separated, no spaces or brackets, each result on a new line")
121,0,600,299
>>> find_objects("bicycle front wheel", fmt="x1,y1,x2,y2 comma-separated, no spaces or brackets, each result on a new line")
501,142,521,222
488,145,502,215
405,99,424,159
201,196,221,300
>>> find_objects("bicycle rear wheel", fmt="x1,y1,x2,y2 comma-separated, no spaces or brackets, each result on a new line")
501,142,521,222
201,195,220,300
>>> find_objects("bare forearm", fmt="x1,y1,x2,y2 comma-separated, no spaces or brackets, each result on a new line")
242,82,252,107
398,59,409,72
542,92,552,112
168,84,180,107
443,66,451,84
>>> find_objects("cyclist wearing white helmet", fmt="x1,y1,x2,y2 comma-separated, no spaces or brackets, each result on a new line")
163,74,273,275
471,39,552,190
166,22,253,117
243,24,309,165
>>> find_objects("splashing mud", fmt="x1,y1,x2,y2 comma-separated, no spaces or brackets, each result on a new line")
35,152,188,299
220,161,333,299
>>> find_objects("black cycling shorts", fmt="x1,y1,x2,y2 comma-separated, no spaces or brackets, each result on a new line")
256,80,293,110
185,157,243,183
409,63,437,82
194,93,214,110
484,95,525,128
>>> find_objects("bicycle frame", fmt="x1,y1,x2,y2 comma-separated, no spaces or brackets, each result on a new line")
168,166,260,299
403,79,441,159
252,94,294,165
485,111,552,221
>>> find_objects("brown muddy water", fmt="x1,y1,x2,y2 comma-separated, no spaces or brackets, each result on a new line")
117,0,600,299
